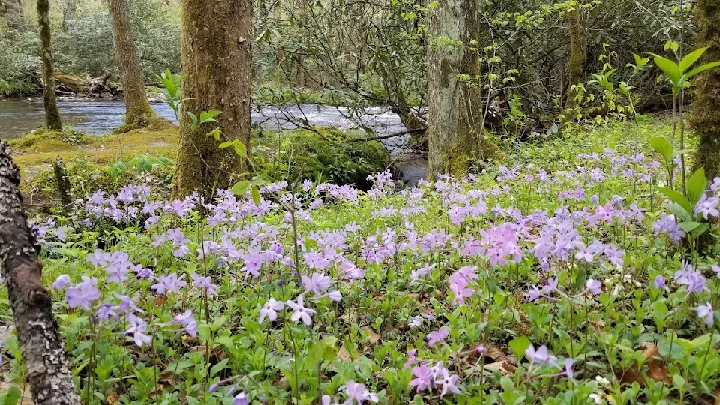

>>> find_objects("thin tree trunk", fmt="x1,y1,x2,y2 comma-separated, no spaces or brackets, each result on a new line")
426,0,501,179
567,1,585,106
61,0,76,31
173,0,252,199
689,0,720,182
108,0,159,130
0,141,81,405
37,0,62,130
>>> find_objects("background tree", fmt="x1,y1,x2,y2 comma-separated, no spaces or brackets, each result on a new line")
567,0,584,106
37,0,61,130
172,0,252,198
0,0,24,32
0,141,81,405
425,0,502,178
689,0,720,181
108,0,160,130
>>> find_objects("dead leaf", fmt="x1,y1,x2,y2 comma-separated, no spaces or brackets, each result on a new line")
337,344,352,361
483,360,517,376
617,343,671,386
107,392,120,405
361,326,381,345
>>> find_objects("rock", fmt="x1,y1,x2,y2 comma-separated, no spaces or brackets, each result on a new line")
146,91,167,103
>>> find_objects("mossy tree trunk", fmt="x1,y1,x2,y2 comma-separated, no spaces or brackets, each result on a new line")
426,0,501,179
173,0,252,199
108,0,159,131
37,0,62,130
689,0,720,182
567,0,585,107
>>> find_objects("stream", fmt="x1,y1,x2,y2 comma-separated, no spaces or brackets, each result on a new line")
0,98,427,185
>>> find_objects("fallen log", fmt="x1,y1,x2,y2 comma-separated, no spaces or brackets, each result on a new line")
0,141,81,405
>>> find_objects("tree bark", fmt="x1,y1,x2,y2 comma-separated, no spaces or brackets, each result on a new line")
426,0,501,179
173,0,252,199
0,141,81,405
690,0,720,182
108,0,159,130
567,1,585,106
37,0,62,130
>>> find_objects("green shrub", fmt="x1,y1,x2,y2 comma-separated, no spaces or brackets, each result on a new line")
253,127,389,189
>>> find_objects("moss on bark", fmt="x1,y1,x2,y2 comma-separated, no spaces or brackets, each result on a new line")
567,1,585,107
37,0,62,131
172,0,253,199
108,0,160,130
689,0,720,181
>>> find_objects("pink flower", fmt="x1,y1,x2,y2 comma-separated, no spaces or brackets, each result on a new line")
260,298,284,322
427,326,449,346
286,295,316,326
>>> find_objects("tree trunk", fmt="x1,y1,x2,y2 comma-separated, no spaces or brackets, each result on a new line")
108,0,159,130
1,0,24,32
426,0,501,179
173,0,252,199
689,0,720,182
567,1,585,106
0,141,81,405
61,0,76,31
37,0,62,130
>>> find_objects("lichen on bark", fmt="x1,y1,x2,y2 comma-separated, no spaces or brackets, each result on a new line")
37,0,62,130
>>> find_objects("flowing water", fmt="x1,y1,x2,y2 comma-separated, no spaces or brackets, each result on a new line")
0,98,427,184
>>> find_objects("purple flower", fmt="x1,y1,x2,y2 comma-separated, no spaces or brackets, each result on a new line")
341,380,378,404
52,274,72,290
286,295,316,326
191,273,218,296
427,326,449,346
434,367,460,397
171,310,198,337
404,349,417,369
302,273,332,296
66,276,100,310
586,279,602,295
525,344,557,367
124,314,152,347
697,303,714,326
151,273,187,294
87,249,111,267
654,275,666,289
260,298,284,322
409,364,433,392
562,358,575,380
233,392,249,405
115,294,144,315
674,262,709,294
695,196,719,220
96,303,118,321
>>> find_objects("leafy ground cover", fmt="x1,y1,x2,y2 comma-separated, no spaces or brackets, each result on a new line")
2,117,720,405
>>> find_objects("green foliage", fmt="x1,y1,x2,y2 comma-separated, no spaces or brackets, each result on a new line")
254,127,390,188
652,47,720,96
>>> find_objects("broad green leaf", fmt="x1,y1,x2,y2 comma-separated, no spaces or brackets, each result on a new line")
199,109,222,124
679,47,708,72
231,181,251,195
187,111,198,125
508,335,531,360
690,223,710,238
657,187,692,215
679,221,701,232
649,137,673,162
252,185,261,205
687,168,707,206
218,141,232,149
210,358,229,376
633,54,649,69
666,202,692,222
684,61,720,81
232,139,248,158
3,385,22,405
671,148,694,158
652,55,682,87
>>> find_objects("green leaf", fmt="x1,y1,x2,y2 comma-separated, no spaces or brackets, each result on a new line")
679,47,708,72
690,223,710,238
3,386,22,405
649,137,673,162
218,141,232,149
199,110,222,124
232,139,248,158
508,336,531,360
657,187,692,215
684,62,720,81
231,181,251,195
679,221,701,232
210,358,229,377
652,55,682,87
687,168,707,206
251,185,261,205
666,202,692,222
671,148,694,158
